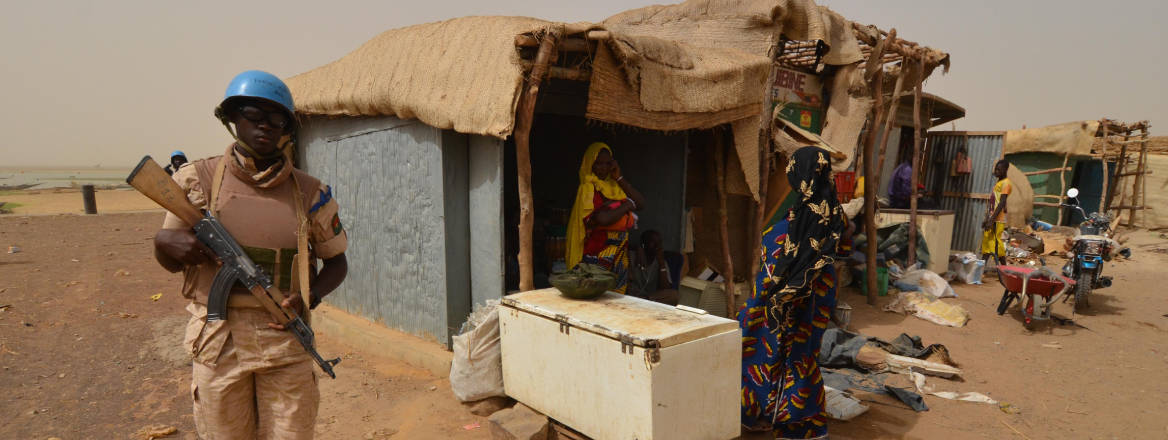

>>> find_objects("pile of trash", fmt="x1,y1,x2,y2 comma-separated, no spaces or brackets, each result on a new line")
819,329,998,414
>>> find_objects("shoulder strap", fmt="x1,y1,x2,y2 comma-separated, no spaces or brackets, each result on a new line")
209,155,229,216
290,172,312,305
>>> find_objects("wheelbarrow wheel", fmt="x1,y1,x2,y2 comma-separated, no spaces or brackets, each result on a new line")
996,290,1016,316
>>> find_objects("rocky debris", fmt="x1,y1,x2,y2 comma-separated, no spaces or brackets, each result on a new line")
488,403,549,440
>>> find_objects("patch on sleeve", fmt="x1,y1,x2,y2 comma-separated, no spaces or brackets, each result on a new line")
331,213,343,235
309,185,333,214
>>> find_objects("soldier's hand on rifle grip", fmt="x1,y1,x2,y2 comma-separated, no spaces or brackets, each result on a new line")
155,229,216,267
267,294,306,330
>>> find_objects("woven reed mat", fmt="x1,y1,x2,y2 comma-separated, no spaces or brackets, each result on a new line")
287,16,552,139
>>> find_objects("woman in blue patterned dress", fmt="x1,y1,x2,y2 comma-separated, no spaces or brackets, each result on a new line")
739,147,845,439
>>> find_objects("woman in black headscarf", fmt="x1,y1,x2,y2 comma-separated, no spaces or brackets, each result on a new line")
738,146,845,439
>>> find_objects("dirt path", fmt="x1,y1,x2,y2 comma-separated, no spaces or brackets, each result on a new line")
2,212,1166,439
0,213,490,440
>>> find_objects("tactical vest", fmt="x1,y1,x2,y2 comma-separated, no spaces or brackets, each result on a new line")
181,155,320,306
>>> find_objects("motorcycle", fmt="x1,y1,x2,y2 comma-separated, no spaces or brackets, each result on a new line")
1059,188,1130,309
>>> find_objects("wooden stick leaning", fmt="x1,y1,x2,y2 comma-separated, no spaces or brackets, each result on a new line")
514,30,559,292
862,41,887,306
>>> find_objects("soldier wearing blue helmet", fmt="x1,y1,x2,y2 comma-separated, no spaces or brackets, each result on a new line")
152,70,348,439
164,150,188,175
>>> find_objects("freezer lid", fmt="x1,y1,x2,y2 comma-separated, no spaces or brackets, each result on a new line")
501,288,739,348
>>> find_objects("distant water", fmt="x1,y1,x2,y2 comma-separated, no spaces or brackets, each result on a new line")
0,168,133,190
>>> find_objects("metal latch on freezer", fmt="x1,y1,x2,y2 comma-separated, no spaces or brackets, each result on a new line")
554,314,570,334
617,333,661,364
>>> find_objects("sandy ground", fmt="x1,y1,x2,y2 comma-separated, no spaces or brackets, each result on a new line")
0,188,159,215
2,203,1167,439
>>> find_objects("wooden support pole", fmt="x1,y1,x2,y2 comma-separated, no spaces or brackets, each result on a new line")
1136,127,1150,226
1099,122,1109,214
1057,152,1070,225
1109,131,1131,220
1034,202,1064,208
713,132,737,317
748,39,783,297
907,57,924,267
1107,131,1130,214
514,31,559,292
862,57,886,306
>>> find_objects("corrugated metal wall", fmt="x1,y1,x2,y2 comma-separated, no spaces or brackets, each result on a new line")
298,116,477,345
925,133,1004,253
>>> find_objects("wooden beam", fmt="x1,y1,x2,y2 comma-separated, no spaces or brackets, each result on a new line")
514,31,559,292
515,34,590,52
519,61,590,81
1114,170,1152,178
1109,205,1147,211
713,132,736,317
1033,202,1063,207
1023,167,1071,176
862,40,886,306
1033,195,1063,199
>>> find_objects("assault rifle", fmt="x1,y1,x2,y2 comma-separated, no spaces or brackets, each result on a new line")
126,156,340,378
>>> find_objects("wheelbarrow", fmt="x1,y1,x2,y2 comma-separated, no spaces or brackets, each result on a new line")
995,265,1075,328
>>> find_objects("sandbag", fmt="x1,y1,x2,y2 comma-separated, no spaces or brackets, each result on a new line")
450,306,504,402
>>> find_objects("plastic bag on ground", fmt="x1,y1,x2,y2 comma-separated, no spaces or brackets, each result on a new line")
450,303,504,402
948,253,984,285
898,268,957,298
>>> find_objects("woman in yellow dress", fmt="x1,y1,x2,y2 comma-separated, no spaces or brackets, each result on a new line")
565,142,646,294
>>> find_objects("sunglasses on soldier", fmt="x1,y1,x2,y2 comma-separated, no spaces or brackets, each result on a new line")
236,105,291,130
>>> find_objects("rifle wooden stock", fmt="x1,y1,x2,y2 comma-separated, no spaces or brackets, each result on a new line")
126,156,202,225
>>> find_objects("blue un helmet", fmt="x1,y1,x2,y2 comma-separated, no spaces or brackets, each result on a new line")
170,150,186,159
214,70,297,130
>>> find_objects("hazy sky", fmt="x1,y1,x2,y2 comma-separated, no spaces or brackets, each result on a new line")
1,1,1163,167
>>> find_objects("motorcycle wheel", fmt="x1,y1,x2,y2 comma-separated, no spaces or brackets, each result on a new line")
1074,272,1092,310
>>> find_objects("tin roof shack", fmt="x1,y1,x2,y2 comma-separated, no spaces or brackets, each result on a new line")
920,131,1035,253
1001,119,1152,226
285,1,952,344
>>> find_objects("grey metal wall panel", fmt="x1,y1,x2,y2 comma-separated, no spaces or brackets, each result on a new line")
442,130,471,342
300,116,451,344
925,133,1004,253
468,136,505,308
877,128,902,198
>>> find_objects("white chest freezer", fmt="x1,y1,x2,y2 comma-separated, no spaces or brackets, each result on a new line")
500,288,741,440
